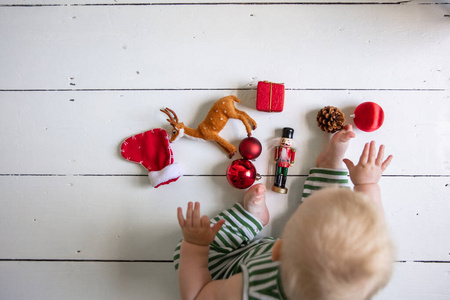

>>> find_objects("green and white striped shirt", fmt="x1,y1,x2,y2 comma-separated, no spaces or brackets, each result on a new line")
174,168,349,300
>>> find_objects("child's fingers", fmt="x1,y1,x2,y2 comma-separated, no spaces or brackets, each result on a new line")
200,215,210,228
375,144,385,165
343,158,354,170
368,141,377,164
211,219,226,235
200,215,211,228
381,155,393,171
359,142,370,164
192,202,201,227
185,202,193,227
177,207,186,227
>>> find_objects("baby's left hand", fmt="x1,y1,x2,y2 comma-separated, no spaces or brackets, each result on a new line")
177,202,225,246
344,141,393,186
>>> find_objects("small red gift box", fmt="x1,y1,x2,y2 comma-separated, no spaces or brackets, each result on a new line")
256,81,285,112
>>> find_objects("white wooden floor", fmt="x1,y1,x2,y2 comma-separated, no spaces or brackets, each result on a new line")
1,1,449,299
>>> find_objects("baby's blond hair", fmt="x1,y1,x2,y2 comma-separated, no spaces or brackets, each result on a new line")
280,188,394,300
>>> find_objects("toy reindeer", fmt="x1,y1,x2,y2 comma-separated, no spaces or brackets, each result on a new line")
160,95,257,158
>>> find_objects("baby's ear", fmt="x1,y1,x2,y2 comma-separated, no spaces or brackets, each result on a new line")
272,239,282,261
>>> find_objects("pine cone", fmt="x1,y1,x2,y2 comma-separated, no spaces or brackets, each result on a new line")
316,106,345,133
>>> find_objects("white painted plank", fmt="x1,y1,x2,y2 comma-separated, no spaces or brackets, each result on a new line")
0,0,420,5
380,176,450,263
0,175,448,261
0,4,449,90
0,175,284,260
0,90,448,175
374,262,450,300
0,261,448,300
374,263,450,300
0,261,180,300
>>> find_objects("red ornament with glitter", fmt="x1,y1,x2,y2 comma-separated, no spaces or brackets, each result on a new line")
226,159,260,189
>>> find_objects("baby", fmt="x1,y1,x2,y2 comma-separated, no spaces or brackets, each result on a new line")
174,125,394,300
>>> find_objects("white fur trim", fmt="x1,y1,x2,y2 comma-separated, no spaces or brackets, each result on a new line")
173,128,205,142
184,133,205,142
148,162,183,187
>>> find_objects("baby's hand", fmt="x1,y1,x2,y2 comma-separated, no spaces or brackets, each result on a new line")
343,141,393,186
177,202,225,246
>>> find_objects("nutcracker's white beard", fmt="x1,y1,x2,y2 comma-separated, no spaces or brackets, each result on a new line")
280,148,288,160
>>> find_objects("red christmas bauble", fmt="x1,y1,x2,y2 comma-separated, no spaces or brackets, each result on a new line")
239,137,262,160
353,102,384,132
226,159,258,189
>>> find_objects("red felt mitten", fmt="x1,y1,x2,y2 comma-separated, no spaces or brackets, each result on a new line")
120,128,182,188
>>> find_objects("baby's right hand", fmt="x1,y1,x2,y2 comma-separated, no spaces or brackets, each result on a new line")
177,202,225,246
343,141,393,186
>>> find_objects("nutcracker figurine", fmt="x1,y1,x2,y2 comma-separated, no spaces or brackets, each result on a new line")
272,127,296,194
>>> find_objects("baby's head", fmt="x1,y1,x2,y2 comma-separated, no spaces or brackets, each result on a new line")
278,188,394,300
